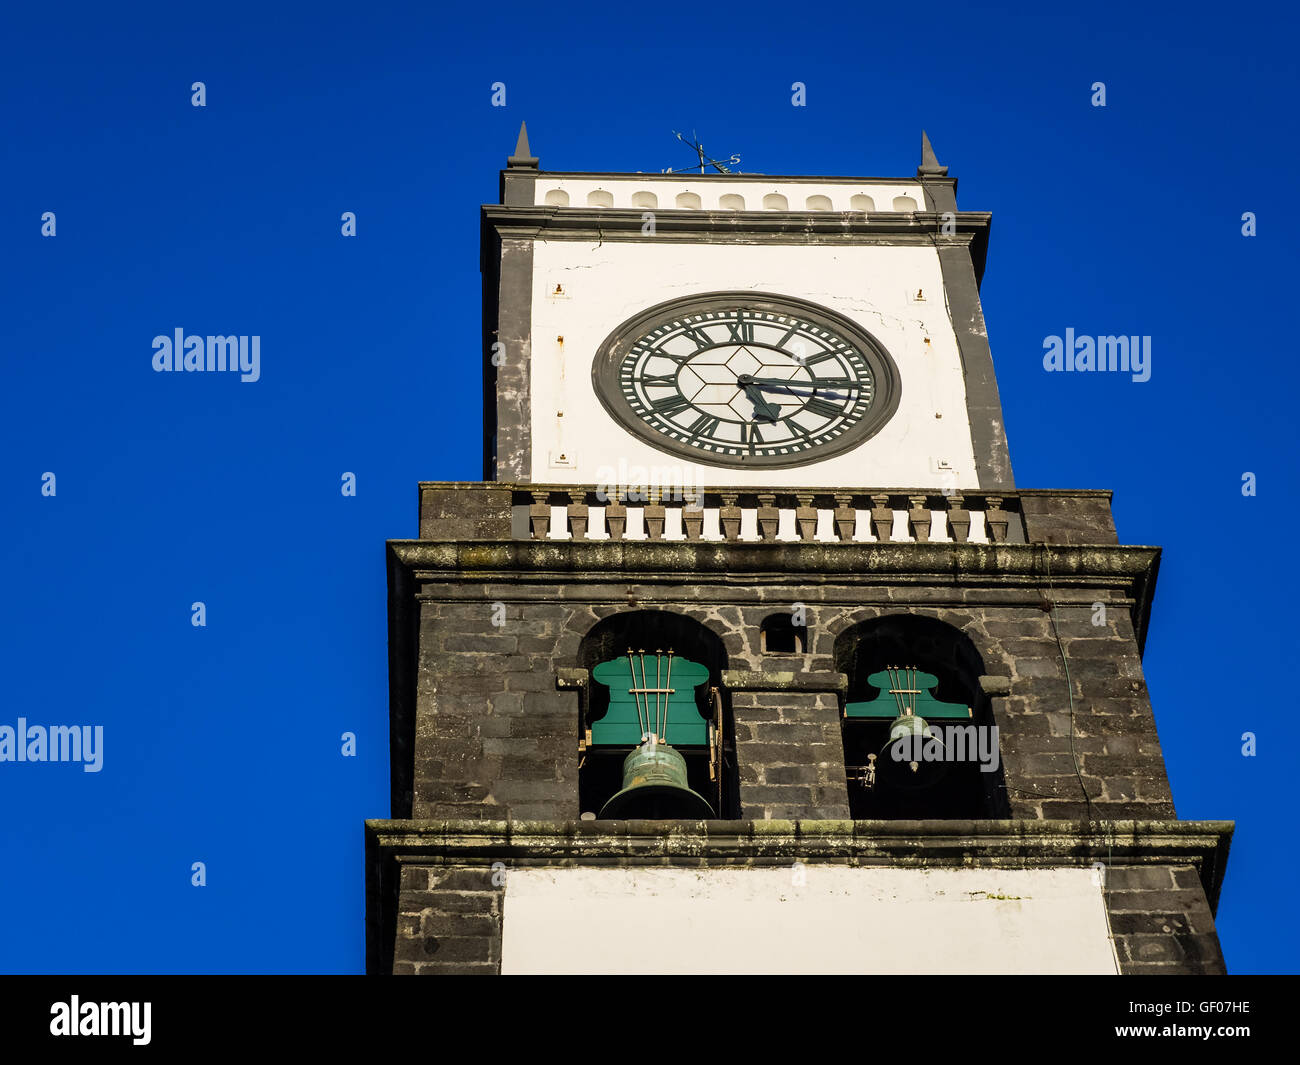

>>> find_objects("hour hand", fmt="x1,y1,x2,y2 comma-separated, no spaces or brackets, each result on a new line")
742,384,780,422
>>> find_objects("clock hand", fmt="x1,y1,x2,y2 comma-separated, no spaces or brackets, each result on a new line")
742,384,781,422
746,377,865,388
739,377,856,403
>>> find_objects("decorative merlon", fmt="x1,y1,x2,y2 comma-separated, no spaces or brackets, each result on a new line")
506,121,538,169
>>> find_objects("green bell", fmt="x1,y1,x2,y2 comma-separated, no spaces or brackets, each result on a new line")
599,738,714,819
884,713,940,773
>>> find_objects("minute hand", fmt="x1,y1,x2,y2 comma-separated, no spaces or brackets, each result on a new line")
748,377,865,388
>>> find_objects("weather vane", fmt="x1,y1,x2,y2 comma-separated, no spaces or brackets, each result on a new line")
663,130,741,174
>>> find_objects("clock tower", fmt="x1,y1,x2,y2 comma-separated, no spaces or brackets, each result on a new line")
366,125,1232,975
486,127,1010,493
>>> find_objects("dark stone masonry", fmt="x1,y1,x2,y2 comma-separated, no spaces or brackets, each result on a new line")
365,482,1232,975
367,821,1229,976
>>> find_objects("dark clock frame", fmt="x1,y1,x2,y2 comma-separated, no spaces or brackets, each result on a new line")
590,290,903,470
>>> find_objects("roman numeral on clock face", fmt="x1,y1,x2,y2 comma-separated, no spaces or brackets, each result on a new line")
774,323,801,349
803,397,843,419
687,412,720,438
676,325,712,349
726,315,754,343
652,395,691,418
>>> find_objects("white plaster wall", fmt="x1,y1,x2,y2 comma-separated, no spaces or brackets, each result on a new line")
536,177,922,214
501,866,1119,975
530,240,979,489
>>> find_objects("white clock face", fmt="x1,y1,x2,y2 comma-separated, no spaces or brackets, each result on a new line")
592,293,901,469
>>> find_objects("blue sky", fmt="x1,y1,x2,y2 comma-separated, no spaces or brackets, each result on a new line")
1,1,1294,973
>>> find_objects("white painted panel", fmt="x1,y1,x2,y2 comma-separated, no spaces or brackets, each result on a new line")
530,241,980,490
546,504,569,539
663,506,685,541
929,508,952,542
776,509,798,541
890,510,910,541
815,509,835,542
853,508,873,541
501,866,1119,975
702,508,722,540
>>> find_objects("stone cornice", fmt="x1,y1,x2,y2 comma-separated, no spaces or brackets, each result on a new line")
419,480,1110,498
389,540,1159,651
365,817,1234,910
481,204,990,252
522,171,942,184
388,539,1157,586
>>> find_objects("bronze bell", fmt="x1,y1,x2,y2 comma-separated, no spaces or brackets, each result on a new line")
885,712,936,772
599,737,714,819
879,711,950,788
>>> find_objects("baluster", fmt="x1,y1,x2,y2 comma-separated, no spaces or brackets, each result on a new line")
908,495,931,542
567,489,589,541
947,493,970,543
719,492,741,541
985,496,1009,543
529,490,550,540
605,491,626,541
834,493,856,542
643,486,666,540
682,491,704,540
796,494,817,541
756,493,779,541
870,493,893,542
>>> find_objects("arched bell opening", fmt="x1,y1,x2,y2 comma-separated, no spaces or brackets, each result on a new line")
576,611,736,820
834,615,1008,820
